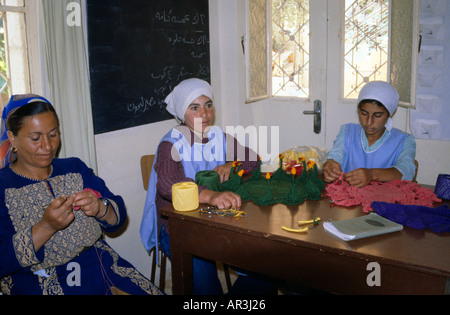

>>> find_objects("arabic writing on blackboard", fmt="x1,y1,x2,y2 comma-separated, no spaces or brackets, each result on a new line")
88,0,210,134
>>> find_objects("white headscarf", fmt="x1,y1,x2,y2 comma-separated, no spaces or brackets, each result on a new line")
165,78,214,122
358,81,399,131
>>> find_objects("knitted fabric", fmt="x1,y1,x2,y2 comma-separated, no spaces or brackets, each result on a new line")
325,174,441,213
435,174,450,200
372,201,450,233
199,158,326,206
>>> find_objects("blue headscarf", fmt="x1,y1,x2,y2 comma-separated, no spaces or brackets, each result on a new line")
0,94,52,169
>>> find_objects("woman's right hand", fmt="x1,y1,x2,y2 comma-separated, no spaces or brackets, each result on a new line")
42,194,76,231
32,194,76,251
323,159,343,183
199,189,242,210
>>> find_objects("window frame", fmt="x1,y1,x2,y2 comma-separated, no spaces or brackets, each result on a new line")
0,0,43,109
245,0,271,103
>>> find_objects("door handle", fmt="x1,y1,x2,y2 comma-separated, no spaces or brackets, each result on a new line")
303,100,322,134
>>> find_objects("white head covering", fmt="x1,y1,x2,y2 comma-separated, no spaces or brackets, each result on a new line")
164,78,213,122
358,81,399,131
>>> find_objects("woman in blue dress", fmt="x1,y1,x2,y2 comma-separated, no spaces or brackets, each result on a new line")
323,81,416,188
0,94,162,295
140,78,276,295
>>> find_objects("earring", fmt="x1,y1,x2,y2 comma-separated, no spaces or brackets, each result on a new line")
12,147,17,153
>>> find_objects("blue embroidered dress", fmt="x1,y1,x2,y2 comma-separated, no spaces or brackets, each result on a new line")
0,157,161,295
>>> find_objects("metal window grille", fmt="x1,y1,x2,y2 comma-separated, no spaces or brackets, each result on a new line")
344,0,390,98
271,0,310,98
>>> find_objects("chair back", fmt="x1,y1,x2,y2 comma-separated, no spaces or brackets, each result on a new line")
413,160,419,183
141,155,155,191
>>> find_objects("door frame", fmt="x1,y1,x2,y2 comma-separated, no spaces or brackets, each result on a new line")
246,0,329,159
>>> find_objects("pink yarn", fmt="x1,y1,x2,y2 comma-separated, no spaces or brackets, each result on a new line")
325,174,441,213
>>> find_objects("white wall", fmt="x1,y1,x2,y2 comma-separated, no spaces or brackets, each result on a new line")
96,120,176,278
415,139,450,185
94,0,449,281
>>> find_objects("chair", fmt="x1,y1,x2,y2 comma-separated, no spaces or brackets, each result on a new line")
140,154,168,291
413,160,419,183
140,154,233,293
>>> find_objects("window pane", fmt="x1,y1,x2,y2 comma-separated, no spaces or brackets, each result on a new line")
4,11,29,98
1,0,25,7
272,0,309,97
0,1,29,110
344,0,390,99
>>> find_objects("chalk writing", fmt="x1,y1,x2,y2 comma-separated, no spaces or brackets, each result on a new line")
192,52,207,59
168,33,209,47
151,66,174,82
155,10,207,26
127,97,154,115
151,65,209,88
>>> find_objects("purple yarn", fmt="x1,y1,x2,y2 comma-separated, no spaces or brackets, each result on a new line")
372,201,450,233
435,174,450,200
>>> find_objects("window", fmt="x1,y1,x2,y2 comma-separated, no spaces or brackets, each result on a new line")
246,0,418,106
0,0,31,109
344,0,390,99
272,0,310,98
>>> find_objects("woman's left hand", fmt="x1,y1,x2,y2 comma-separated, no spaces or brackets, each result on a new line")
72,190,102,217
214,162,234,183
344,168,373,188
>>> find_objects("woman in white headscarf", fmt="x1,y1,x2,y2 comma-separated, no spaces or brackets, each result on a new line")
323,81,416,188
140,78,268,295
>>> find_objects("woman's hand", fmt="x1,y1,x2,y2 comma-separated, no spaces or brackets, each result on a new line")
214,162,234,183
32,194,76,251
344,168,373,188
199,189,242,210
73,190,117,225
344,167,402,188
72,190,102,218
323,159,342,183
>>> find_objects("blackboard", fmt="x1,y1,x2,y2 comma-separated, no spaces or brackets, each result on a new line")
87,0,210,134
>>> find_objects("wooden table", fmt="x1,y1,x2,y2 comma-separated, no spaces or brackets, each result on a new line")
160,197,450,295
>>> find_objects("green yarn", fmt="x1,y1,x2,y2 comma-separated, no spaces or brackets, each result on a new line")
195,170,221,191
219,159,325,206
